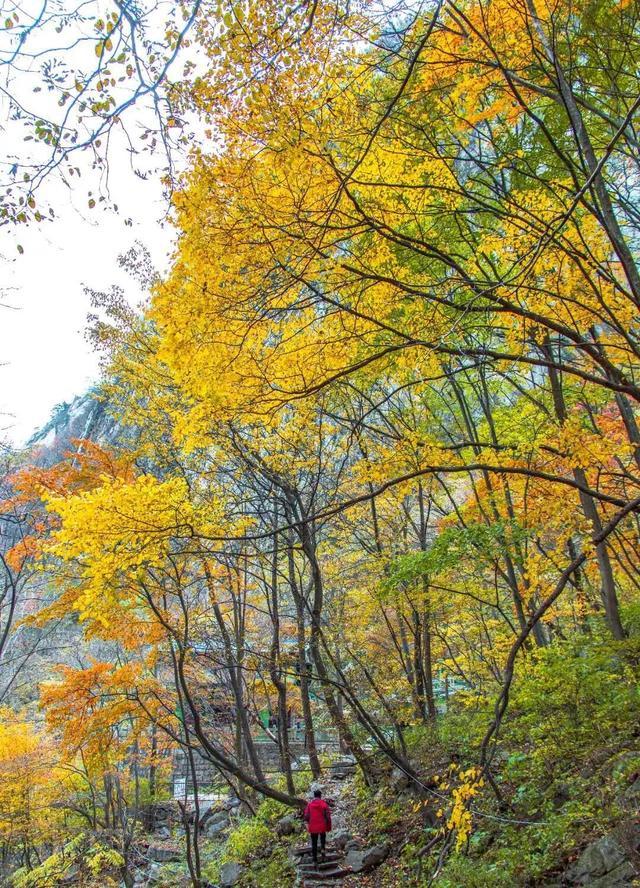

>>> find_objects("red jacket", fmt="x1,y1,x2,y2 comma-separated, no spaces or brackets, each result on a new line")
303,798,332,834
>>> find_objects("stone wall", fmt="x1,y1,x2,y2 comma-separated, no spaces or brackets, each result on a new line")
171,739,341,797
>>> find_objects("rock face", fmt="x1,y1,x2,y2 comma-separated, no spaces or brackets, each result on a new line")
566,822,640,886
28,391,119,466
220,861,244,886
345,843,389,873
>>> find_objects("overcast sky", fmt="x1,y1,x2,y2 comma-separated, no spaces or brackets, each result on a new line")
0,0,194,447
1,174,174,445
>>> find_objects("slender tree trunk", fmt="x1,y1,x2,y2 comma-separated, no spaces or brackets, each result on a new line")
574,468,626,640
544,339,626,639
179,740,202,888
268,508,295,795
203,565,268,783
287,544,322,778
422,599,437,720
449,372,538,639
148,721,158,802
297,515,375,785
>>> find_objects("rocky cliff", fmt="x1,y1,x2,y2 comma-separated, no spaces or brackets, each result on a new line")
27,390,118,465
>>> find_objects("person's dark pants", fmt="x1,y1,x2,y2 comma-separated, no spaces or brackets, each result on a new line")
311,832,326,863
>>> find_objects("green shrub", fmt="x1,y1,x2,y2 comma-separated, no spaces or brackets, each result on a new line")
434,854,517,888
225,818,272,863
243,847,295,887
149,863,190,887
369,800,404,837
255,796,289,825
13,835,124,888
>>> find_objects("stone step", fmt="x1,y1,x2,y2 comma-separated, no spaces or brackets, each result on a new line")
293,846,342,858
297,852,343,863
301,882,347,887
301,882,343,888
299,860,346,873
299,867,352,881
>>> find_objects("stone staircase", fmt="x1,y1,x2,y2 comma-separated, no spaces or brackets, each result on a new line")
292,844,352,886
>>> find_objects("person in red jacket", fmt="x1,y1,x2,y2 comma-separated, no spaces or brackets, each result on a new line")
303,789,332,866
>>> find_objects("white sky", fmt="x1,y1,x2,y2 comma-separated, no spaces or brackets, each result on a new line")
1,175,174,445
0,0,195,446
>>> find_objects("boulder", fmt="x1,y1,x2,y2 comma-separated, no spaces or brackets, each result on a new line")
344,837,364,851
141,802,174,831
331,828,353,850
345,843,389,873
154,826,171,840
146,863,162,883
567,822,640,885
551,782,571,809
390,766,410,792
275,813,301,836
220,861,244,887
224,797,242,811
602,750,640,779
203,817,229,838
330,757,356,779
196,799,216,819
621,777,640,805
568,834,626,881
147,846,181,863
588,862,636,887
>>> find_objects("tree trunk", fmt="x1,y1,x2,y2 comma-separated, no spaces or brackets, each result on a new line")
544,339,626,640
